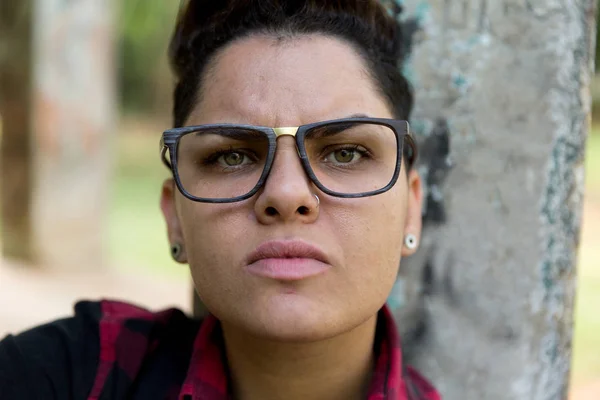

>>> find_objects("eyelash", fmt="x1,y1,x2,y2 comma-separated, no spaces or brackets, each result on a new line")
323,144,372,159
202,148,256,165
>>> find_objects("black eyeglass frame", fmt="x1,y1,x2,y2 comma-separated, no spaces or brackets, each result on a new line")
160,117,416,203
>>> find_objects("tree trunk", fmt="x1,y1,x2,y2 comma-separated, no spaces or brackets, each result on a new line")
388,1,596,399
33,0,116,269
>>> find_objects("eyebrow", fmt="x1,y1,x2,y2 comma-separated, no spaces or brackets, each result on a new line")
345,113,370,119
194,127,266,141
191,114,374,140
307,115,376,139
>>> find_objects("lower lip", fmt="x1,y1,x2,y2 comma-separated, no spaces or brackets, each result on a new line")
245,258,330,281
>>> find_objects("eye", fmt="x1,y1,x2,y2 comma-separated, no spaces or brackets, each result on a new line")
333,149,359,163
221,151,247,166
324,146,367,164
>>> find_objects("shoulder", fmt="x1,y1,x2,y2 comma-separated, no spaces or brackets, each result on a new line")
0,300,196,400
0,301,103,399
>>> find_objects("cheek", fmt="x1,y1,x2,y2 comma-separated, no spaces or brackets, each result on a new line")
178,201,252,291
332,189,407,289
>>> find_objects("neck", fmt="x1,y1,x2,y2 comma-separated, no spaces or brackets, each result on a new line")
221,315,378,400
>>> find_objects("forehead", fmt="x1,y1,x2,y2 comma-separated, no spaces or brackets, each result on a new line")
188,34,393,126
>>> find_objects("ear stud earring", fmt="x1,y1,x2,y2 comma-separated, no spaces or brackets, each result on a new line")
171,243,183,261
404,234,418,250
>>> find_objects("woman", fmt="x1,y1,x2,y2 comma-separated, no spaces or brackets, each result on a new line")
0,1,440,399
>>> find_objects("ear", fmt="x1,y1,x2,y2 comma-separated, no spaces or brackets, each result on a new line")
401,169,423,257
160,178,188,264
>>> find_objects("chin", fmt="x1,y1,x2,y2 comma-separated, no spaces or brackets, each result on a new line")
239,295,349,342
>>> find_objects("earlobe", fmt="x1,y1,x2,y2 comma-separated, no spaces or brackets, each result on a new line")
160,179,188,263
401,169,423,257
171,242,187,264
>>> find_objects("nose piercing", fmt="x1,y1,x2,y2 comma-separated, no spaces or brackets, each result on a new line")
314,194,320,208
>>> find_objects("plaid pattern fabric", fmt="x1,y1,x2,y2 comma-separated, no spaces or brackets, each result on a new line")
87,301,440,400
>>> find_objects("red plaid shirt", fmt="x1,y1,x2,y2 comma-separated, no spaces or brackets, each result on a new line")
0,300,440,399
86,300,440,400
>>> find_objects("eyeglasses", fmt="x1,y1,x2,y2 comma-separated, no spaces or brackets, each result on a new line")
160,117,417,203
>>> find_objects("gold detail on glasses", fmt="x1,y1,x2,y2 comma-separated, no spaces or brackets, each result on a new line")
273,127,299,137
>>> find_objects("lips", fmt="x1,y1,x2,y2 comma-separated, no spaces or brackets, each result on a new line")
247,240,329,264
245,240,331,281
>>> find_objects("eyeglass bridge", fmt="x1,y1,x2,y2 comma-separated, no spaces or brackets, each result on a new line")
273,127,300,137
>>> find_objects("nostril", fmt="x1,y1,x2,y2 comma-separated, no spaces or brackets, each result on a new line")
297,206,309,215
265,207,278,216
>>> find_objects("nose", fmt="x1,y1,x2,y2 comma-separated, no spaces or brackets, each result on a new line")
254,136,320,224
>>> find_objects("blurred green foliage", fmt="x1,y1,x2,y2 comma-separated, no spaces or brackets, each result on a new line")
118,0,179,114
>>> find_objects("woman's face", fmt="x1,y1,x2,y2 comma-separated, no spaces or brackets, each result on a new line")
161,34,422,341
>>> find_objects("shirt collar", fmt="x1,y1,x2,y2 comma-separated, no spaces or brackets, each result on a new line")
179,305,408,400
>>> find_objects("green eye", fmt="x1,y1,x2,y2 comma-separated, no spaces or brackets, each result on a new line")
222,152,245,166
333,149,359,163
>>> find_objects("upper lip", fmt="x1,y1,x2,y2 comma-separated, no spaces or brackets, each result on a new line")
246,240,330,265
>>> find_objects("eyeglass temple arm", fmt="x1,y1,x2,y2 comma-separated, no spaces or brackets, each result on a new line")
404,134,418,168
160,141,172,169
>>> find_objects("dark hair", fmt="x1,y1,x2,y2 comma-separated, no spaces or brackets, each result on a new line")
169,0,413,129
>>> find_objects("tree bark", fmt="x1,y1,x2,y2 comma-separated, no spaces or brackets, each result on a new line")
387,1,596,399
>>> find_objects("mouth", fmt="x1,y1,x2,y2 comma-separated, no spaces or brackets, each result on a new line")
245,240,331,281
